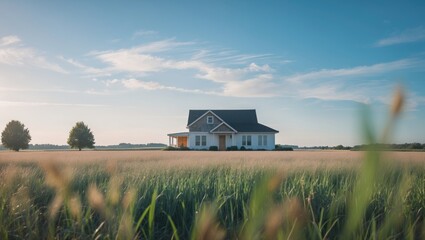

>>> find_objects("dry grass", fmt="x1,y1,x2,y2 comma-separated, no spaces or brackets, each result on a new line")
1,149,423,171
1,150,424,239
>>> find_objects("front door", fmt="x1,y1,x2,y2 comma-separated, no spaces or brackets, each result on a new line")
219,135,226,151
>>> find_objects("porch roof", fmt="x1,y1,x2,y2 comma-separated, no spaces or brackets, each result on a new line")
167,132,189,137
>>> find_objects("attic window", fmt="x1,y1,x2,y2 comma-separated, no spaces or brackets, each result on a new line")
207,116,214,124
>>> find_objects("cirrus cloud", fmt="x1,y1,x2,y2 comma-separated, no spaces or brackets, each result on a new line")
376,27,425,47
0,35,68,73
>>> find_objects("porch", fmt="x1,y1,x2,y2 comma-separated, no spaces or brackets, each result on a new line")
167,132,189,147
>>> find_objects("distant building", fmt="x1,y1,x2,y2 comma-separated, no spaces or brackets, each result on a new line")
168,109,278,150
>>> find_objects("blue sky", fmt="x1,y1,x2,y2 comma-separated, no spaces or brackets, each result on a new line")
1,1,425,146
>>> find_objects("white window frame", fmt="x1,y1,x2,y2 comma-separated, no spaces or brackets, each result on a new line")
201,135,207,146
258,135,267,146
195,136,201,146
242,135,252,146
207,116,214,124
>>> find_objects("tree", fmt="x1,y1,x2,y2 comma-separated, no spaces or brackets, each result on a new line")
1,120,31,151
335,145,344,150
67,122,95,151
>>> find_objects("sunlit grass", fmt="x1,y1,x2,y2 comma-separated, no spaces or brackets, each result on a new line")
0,155,424,239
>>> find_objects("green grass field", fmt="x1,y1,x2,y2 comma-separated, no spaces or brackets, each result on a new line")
0,150,424,239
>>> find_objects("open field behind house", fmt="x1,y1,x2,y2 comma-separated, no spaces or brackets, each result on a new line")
1,150,424,169
0,150,424,239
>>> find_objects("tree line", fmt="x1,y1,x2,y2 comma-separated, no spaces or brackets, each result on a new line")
1,120,94,151
351,143,425,151
298,144,425,151
2,120,424,152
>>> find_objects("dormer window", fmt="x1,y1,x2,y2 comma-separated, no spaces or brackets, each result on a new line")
207,116,214,124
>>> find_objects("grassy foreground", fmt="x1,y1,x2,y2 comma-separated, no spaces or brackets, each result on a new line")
0,151,424,239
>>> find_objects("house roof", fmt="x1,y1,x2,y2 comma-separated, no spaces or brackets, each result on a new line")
187,109,279,133
167,132,189,137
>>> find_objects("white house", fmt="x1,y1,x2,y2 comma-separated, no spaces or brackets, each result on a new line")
168,109,279,150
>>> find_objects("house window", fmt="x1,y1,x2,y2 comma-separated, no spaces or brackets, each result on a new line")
201,136,207,146
196,135,207,146
258,135,267,146
242,135,252,146
207,116,214,124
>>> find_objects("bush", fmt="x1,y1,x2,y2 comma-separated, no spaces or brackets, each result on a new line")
163,146,177,151
240,146,246,151
275,144,294,151
209,146,218,151
226,146,238,151
163,146,190,151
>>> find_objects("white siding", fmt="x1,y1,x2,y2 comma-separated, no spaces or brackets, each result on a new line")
188,132,276,150
234,133,275,150
188,133,216,149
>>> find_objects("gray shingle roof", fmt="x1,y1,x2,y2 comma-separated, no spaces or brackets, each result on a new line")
187,109,278,133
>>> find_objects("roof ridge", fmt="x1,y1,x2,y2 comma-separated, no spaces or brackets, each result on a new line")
189,109,256,111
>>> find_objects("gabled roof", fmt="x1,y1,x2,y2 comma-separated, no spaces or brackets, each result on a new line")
210,122,237,133
187,109,278,133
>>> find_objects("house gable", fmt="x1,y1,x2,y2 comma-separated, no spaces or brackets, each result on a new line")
210,122,237,133
187,111,223,132
187,109,278,133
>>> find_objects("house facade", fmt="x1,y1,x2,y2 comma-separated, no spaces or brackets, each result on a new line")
168,109,278,150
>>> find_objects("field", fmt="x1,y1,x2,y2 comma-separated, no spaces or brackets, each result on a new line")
0,150,424,239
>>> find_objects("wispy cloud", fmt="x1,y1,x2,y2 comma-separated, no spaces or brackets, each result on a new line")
99,74,279,98
191,48,282,65
91,39,276,77
117,75,278,98
221,74,279,97
376,27,425,47
284,59,418,83
296,84,371,103
120,78,216,95
0,87,79,94
0,35,68,73
0,100,106,107
195,62,273,83
89,39,277,97
0,35,21,46
90,38,195,57
79,37,424,101
59,56,108,76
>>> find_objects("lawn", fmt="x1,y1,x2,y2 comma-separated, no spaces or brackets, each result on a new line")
0,150,424,239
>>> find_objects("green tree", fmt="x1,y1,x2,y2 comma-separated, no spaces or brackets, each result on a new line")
67,122,95,151
1,120,31,151
335,144,345,150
